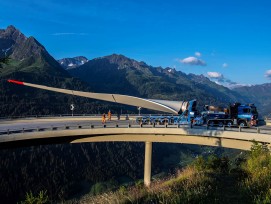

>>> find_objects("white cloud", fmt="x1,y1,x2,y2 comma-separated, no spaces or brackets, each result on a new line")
180,56,206,66
195,52,201,57
207,72,223,79
222,63,228,68
228,83,251,89
265,70,271,79
207,71,250,89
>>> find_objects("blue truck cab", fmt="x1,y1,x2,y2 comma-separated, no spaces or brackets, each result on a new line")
237,104,258,127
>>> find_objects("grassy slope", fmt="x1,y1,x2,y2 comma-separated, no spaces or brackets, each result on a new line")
69,143,271,204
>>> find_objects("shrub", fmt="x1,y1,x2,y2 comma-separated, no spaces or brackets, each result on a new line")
240,142,271,203
19,190,48,204
90,182,107,195
193,155,229,173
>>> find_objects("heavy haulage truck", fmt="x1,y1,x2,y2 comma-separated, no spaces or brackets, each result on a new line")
195,103,258,127
136,101,258,128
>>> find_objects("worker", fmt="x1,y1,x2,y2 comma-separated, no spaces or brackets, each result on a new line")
102,113,106,124
108,110,112,121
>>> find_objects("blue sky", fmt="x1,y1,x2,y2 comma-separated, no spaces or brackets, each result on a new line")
1,0,271,85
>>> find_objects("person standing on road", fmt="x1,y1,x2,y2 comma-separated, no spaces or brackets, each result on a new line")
102,113,106,124
108,110,112,121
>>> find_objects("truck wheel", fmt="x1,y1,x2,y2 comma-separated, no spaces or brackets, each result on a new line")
239,121,247,127
208,121,215,127
227,121,233,127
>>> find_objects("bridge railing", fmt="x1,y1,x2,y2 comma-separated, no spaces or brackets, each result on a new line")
0,113,173,120
1,122,271,136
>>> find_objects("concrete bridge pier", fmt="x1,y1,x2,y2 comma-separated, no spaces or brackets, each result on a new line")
144,141,152,187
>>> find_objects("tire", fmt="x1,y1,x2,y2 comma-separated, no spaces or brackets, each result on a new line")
239,121,247,127
208,121,215,127
227,121,233,127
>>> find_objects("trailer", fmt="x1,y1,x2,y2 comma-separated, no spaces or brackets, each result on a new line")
136,100,197,125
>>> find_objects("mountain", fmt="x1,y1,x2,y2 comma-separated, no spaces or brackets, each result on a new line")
68,54,246,110
58,56,88,69
0,25,68,77
233,83,271,117
0,26,261,116
0,25,26,58
0,25,98,116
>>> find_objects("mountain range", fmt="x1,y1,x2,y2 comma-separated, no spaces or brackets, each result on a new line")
0,25,270,116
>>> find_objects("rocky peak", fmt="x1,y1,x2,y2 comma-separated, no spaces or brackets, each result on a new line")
0,25,68,77
165,67,176,74
0,25,53,61
188,73,209,82
101,54,149,70
0,25,27,42
58,56,88,69
11,36,47,60
0,25,28,58
6,25,16,31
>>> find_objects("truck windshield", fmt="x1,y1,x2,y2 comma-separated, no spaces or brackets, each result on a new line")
243,108,250,113
251,107,258,114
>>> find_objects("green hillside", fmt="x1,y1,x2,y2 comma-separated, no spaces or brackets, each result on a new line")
68,54,246,110
233,84,271,117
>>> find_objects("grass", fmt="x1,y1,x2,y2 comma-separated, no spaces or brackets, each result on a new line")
23,142,271,204
66,166,216,204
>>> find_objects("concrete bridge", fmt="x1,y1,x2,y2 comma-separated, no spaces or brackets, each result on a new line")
1,117,271,187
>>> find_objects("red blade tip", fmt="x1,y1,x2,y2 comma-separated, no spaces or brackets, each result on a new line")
7,79,24,85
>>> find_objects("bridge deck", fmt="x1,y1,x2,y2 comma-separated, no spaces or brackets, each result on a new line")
0,117,271,150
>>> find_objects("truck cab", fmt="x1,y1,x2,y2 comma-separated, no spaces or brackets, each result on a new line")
237,104,258,127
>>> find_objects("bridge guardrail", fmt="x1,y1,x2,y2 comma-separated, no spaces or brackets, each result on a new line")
0,114,172,120
1,123,271,136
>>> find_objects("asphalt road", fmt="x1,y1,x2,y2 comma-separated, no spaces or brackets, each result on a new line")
0,116,270,133
0,117,135,132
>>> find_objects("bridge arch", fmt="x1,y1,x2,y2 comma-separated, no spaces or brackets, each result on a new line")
1,127,271,186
